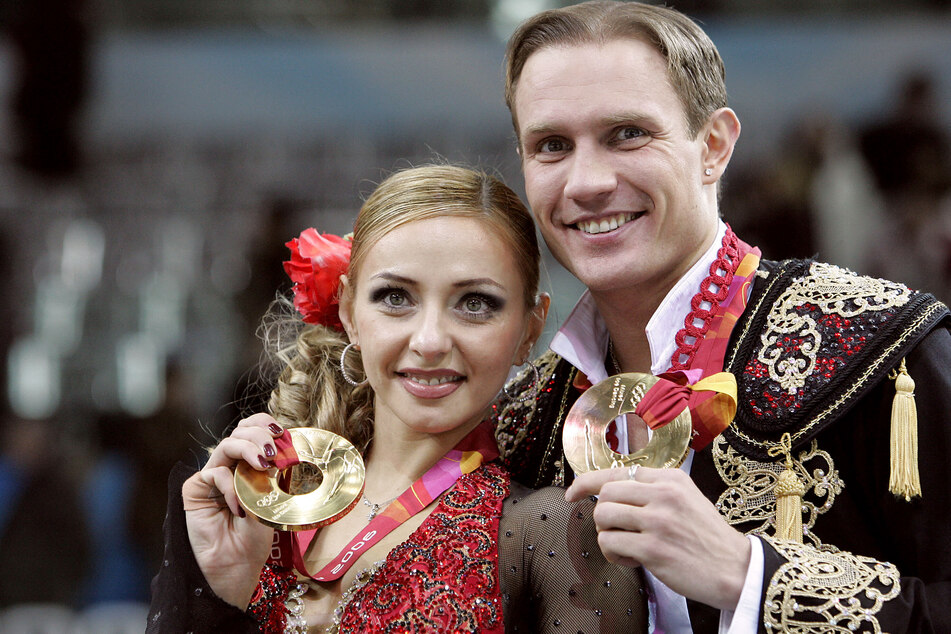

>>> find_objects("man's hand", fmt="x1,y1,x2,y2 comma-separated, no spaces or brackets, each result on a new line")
565,465,751,611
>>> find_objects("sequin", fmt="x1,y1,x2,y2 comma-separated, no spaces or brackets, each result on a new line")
335,464,508,633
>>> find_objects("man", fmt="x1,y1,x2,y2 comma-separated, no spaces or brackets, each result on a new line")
494,2,951,631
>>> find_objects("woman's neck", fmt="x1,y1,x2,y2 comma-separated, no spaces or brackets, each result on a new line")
361,416,482,503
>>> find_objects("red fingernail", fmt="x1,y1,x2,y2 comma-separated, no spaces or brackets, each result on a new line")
264,444,275,458
268,423,284,435
237,507,247,518
258,455,269,469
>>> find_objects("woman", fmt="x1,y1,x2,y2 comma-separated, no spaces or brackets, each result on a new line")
147,165,645,633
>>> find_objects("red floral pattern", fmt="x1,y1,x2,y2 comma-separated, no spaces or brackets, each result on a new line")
248,463,509,633
742,300,894,421
247,564,297,632
337,463,507,632
283,228,352,329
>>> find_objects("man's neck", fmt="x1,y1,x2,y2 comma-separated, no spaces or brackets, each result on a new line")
589,223,726,374
591,284,665,373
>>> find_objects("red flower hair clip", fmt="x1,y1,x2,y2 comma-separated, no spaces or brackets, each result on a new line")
283,228,352,329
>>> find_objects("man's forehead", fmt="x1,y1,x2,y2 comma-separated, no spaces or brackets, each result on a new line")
512,40,680,133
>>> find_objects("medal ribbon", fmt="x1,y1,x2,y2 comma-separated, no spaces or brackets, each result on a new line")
266,420,499,581
633,236,761,450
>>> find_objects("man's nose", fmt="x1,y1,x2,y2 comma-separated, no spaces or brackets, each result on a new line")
563,145,618,203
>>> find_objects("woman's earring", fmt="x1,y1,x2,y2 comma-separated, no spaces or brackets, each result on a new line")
339,342,368,387
503,362,540,403
704,168,713,176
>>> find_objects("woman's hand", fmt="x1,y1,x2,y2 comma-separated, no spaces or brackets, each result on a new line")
565,465,751,611
182,413,286,609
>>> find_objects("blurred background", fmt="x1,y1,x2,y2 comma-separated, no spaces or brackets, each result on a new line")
0,0,949,630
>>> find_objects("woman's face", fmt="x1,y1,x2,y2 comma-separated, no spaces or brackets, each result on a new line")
340,215,543,440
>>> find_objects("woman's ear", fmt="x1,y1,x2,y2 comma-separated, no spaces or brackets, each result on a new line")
517,293,551,364
337,274,358,344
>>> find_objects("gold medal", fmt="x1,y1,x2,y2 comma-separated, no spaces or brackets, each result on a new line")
234,428,365,531
563,372,692,474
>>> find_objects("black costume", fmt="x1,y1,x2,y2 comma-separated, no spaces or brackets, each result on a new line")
495,258,951,632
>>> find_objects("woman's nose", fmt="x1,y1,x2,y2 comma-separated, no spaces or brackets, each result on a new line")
408,307,452,360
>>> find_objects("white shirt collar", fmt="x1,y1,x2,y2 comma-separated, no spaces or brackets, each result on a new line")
550,221,727,378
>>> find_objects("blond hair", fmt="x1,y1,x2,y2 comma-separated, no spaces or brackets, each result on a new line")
264,164,540,451
504,0,727,139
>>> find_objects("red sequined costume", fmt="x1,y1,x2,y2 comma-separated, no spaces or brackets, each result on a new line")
147,462,647,633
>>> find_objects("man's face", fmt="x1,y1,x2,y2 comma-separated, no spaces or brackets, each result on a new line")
513,38,720,302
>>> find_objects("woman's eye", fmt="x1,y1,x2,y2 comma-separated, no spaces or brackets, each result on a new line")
458,293,501,320
465,297,486,312
386,291,406,307
370,286,412,311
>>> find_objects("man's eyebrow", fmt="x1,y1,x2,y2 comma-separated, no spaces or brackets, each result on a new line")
520,112,656,138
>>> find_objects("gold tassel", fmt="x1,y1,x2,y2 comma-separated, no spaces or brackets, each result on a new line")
769,433,805,542
889,358,921,501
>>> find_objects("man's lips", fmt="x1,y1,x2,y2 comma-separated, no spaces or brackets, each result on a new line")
573,211,644,235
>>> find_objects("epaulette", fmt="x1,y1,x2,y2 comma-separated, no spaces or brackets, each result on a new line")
724,259,948,469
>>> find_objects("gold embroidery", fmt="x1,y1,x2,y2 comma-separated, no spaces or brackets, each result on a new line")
731,299,945,451
495,351,562,462
758,263,910,395
713,436,843,547
762,537,900,632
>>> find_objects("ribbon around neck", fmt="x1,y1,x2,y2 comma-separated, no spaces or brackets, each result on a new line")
634,243,760,451
266,420,498,582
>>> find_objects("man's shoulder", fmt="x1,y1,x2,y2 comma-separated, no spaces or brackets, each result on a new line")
493,350,578,488
725,257,949,458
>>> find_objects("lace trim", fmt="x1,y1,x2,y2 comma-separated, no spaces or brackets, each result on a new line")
712,435,844,547
762,537,901,632
756,262,910,395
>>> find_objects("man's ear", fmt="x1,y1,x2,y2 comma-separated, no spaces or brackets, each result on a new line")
337,275,357,344
517,293,551,364
700,107,741,183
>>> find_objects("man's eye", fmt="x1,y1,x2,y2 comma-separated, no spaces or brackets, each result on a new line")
613,127,650,147
538,138,567,153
